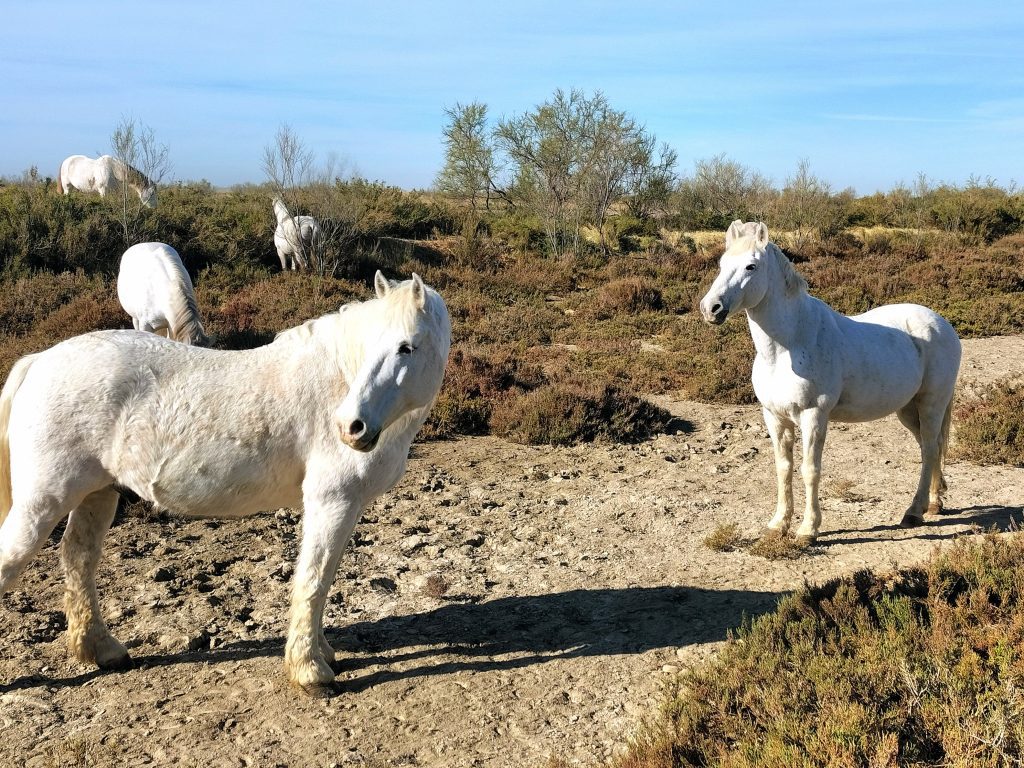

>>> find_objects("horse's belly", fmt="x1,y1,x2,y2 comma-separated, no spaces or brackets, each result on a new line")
121,436,305,519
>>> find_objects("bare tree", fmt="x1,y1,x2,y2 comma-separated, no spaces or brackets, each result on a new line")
110,117,171,246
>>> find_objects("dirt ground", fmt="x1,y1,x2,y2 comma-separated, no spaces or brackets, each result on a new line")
2,335,1023,768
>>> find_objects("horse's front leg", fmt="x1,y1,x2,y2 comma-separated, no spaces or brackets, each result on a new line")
284,493,362,698
762,408,796,535
796,409,829,542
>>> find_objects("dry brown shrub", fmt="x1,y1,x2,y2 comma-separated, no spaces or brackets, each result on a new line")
590,277,663,319
420,346,545,440
490,377,673,446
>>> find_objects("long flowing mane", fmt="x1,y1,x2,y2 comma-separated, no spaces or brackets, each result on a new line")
168,286,208,346
111,158,153,190
275,280,448,381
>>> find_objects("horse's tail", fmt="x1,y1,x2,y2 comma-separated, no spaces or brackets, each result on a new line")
57,160,66,193
937,395,954,496
0,354,39,525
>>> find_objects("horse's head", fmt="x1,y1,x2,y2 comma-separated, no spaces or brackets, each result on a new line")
140,185,157,209
335,271,451,452
699,220,773,324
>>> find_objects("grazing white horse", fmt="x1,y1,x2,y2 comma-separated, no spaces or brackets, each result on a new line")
699,221,961,542
59,154,157,208
117,242,209,346
0,272,450,697
272,196,321,271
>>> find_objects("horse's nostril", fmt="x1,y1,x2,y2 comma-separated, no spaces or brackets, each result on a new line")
349,419,365,436
711,303,722,314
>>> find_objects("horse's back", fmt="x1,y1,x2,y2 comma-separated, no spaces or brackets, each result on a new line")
117,243,193,322
826,303,960,420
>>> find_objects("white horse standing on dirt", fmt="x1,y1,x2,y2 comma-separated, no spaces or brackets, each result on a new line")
699,221,961,542
0,272,450,697
272,196,321,271
117,242,208,346
59,154,157,208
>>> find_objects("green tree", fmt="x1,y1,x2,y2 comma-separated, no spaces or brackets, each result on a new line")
436,102,506,212
495,88,675,257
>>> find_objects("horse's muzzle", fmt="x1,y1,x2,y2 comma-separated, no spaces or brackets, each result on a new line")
700,301,729,325
339,419,382,452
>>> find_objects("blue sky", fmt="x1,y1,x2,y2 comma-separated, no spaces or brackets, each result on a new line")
2,2,1023,194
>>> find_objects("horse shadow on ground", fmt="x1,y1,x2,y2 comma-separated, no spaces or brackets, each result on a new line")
815,503,1023,547
1,584,782,695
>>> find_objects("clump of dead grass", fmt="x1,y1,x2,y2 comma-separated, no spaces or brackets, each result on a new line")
703,523,743,552
747,531,810,560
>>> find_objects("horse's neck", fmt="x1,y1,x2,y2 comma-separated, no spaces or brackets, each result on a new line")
745,288,815,363
273,202,290,223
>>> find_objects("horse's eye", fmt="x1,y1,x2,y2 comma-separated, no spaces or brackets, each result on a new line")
745,263,757,271
398,342,414,355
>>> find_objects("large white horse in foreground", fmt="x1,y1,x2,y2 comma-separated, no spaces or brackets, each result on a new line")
117,242,208,346
272,196,321,271
59,154,157,208
0,272,450,697
700,221,961,542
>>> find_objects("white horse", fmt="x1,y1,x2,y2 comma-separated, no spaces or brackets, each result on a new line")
59,154,157,208
117,242,208,346
0,272,450,697
272,196,321,271
699,221,961,542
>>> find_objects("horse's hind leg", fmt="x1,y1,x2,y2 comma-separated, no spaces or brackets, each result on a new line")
899,397,946,527
61,487,130,669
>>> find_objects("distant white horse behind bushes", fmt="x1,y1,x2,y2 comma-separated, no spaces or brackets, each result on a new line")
272,196,321,271
117,242,208,346
0,272,450,697
700,220,961,542
59,154,157,208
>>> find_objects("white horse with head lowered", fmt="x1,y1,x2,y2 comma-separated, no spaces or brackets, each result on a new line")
700,221,961,542
272,196,321,271
117,242,208,346
0,272,450,697
59,154,157,208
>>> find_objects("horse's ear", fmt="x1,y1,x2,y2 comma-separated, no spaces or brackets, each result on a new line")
374,270,390,298
754,222,769,249
411,273,426,309
725,219,745,248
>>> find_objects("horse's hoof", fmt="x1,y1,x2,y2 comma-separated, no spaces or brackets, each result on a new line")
759,527,787,540
926,502,943,516
794,534,816,547
900,513,925,528
299,680,342,699
97,652,133,672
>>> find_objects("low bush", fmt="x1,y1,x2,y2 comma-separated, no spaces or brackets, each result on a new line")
490,378,673,446
953,378,1024,466
619,534,1024,767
